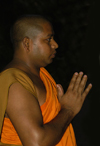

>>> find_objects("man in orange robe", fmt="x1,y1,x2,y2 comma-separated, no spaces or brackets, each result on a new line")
0,15,92,146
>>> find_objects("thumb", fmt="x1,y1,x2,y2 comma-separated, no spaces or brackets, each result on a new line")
56,84,64,101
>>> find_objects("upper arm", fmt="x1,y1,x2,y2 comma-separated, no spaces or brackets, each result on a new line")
6,82,43,146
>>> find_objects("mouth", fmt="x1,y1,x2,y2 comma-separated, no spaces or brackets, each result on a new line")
51,51,56,58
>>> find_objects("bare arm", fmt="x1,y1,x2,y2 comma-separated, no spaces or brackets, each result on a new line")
6,72,92,146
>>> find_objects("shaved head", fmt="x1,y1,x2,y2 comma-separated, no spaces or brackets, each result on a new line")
10,15,50,49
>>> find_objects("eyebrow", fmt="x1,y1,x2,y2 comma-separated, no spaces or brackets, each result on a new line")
47,33,54,37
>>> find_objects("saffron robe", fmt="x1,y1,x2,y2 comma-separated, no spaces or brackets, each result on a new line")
0,67,77,146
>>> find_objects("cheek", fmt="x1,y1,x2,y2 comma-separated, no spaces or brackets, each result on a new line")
40,44,52,55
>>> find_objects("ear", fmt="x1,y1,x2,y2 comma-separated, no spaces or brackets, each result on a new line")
22,37,30,51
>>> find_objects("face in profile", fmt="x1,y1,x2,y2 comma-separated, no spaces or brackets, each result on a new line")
30,22,58,67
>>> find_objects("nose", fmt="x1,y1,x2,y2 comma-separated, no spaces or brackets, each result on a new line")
51,39,59,49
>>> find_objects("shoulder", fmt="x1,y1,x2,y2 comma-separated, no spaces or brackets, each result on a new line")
0,68,31,84
0,68,37,97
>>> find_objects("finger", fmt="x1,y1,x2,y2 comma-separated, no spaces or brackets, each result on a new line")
73,72,84,92
82,83,92,102
56,84,64,101
78,75,87,94
67,72,78,90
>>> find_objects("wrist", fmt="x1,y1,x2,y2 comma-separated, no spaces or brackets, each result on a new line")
60,107,75,119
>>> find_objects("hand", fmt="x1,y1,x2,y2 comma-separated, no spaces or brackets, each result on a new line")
56,84,64,101
59,72,92,116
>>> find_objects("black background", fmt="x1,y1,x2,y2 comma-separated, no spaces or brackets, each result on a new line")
0,0,99,146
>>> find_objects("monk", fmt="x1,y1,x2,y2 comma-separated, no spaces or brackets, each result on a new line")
0,15,92,146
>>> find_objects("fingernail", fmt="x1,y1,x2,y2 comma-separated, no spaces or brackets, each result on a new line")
89,83,92,87
79,72,83,75
84,75,87,78
75,72,78,75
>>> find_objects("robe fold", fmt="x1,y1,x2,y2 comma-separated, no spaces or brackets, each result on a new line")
0,67,76,146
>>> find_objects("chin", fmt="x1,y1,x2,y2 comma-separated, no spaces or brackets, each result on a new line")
43,60,53,67
48,59,53,64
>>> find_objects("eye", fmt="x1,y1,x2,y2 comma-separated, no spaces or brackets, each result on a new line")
47,37,52,42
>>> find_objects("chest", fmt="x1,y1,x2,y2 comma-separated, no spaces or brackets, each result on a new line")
31,76,46,106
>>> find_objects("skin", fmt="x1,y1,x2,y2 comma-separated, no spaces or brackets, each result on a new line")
4,21,92,146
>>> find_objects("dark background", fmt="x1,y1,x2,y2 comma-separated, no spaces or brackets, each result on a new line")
0,0,99,146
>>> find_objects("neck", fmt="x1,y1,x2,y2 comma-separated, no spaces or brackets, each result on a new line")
10,57,41,77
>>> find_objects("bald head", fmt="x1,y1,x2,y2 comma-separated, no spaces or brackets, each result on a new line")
10,15,50,49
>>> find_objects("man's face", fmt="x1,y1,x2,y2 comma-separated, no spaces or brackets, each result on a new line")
30,22,58,67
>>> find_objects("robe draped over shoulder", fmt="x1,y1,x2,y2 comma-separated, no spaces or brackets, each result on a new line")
0,67,77,146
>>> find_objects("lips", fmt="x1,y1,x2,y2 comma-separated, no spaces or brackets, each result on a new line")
51,51,56,58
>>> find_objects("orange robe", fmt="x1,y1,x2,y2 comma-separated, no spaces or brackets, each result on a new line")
0,67,77,146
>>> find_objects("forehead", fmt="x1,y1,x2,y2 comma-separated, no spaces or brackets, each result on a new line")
40,22,54,37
